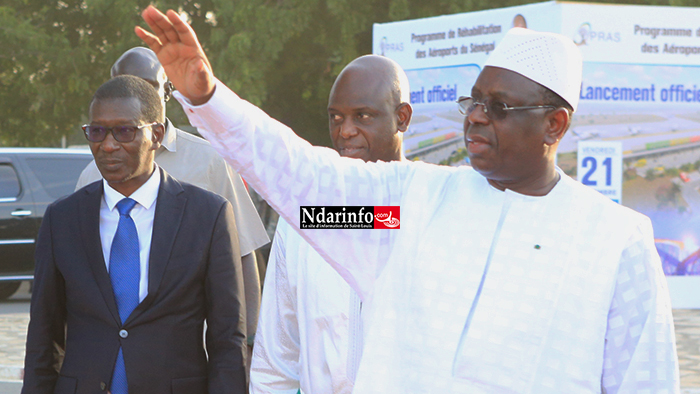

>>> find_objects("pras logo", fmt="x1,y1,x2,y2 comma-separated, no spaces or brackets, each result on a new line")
573,22,621,46
380,37,404,56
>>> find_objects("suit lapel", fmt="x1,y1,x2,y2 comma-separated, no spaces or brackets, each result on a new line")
125,169,186,325
79,181,121,326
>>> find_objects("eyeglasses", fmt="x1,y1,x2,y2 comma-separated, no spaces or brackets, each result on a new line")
456,96,556,120
82,122,160,143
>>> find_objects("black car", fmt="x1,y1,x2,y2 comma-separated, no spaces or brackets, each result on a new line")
0,148,93,299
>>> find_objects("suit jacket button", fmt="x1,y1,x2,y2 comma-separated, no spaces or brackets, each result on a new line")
119,329,128,339
100,382,106,390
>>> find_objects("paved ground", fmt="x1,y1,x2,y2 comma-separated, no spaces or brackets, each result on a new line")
0,282,30,393
1,282,700,393
0,282,30,384
675,309,700,388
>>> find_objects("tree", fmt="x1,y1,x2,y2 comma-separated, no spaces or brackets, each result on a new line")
1,0,150,146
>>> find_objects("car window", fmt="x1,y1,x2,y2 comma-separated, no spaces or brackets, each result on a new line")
0,164,21,199
25,156,92,199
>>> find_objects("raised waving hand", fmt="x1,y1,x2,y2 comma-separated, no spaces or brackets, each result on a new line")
135,6,215,105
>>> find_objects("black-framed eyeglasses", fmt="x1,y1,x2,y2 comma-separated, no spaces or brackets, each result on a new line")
82,122,161,143
456,96,556,120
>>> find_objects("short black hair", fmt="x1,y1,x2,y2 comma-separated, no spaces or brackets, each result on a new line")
541,85,574,130
90,75,163,123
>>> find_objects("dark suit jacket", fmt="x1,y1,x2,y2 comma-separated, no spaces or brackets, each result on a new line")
22,168,247,394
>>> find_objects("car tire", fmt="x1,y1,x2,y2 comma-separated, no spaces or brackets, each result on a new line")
0,282,21,300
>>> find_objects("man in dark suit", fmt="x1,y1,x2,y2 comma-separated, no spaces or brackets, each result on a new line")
22,75,247,394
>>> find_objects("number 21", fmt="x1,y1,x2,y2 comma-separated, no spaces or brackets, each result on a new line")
581,156,611,186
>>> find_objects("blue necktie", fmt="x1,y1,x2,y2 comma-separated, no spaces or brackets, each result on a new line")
109,198,140,394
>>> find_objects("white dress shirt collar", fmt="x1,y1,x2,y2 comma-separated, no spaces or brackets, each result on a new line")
103,163,161,210
160,119,177,153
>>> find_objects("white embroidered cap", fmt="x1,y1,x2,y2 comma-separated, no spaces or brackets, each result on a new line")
484,28,583,111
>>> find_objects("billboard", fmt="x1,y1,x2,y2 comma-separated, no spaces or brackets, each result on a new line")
561,3,700,279
373,1,700,305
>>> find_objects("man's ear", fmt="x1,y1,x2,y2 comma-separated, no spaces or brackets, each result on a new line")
396,102,413,133
163,81,174,102
150,123,165,150
543,108,570,146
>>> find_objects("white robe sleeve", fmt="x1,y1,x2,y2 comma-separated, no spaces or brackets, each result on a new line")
250,221,301,394
175,80,414,300
601,218,680,394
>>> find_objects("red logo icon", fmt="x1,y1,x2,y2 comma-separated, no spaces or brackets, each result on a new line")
374,206,400,229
